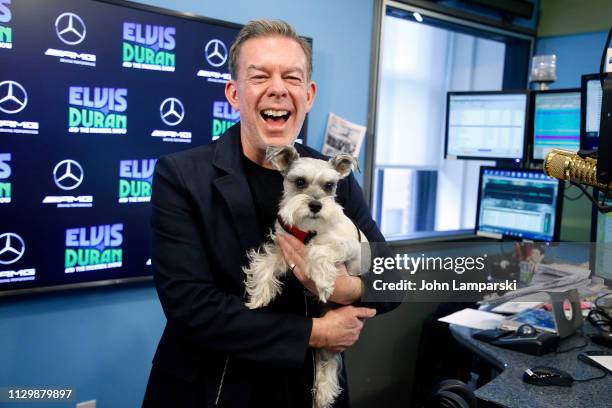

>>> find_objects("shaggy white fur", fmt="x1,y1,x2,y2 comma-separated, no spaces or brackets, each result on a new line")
243,146,368,408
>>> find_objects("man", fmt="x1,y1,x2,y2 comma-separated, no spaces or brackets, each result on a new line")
143,19,395,408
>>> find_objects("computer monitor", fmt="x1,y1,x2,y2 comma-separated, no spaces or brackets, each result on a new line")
590,191,612,284
475,167,564,242
530,89,581,161
581,73,609,150
445,91,528,161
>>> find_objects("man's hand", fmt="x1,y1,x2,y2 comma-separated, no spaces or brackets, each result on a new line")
277,233,363,304
309,306,376,352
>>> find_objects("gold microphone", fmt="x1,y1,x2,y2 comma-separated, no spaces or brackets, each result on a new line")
543,148,612,190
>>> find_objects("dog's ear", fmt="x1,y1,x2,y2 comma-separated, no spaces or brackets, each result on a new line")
266,145,299,174
330,154,359,178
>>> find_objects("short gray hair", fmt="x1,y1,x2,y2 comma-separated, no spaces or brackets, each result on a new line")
229,19,312,80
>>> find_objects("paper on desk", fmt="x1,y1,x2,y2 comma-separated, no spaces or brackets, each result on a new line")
492,301,544,314
438,308,505,330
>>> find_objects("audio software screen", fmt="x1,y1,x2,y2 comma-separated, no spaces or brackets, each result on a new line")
0,0,306,295
476,169,561,241
532,91,581,160
446,92,527,160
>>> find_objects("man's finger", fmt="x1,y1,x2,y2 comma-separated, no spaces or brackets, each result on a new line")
353,307,377,319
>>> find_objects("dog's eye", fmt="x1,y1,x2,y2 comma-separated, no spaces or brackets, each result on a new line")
295,178,307,188
323,182,335,192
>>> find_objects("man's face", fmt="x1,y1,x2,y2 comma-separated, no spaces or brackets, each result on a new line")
225,36,316,155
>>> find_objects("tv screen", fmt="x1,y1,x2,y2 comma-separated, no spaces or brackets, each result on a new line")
0,0,308,296
445,91,527,161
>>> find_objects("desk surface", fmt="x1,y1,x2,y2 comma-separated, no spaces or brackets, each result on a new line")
450,324,612,408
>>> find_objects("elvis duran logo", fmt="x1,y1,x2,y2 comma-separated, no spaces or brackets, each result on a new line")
150,97,192,143
44,12,96,67
42,159,94,208
197,38,231,84
0,80,40,134
0,232,36,284
211,101,239,141
64,223,123,273
0,0,12,49
122,22,176,72
68,86,127,134
118,159,156,203
0,153,11,204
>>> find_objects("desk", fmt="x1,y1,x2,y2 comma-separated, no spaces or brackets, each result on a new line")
450,324,612,408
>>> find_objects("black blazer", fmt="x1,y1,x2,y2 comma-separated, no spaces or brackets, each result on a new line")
143,124,394,408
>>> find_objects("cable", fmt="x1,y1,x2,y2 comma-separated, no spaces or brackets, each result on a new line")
573,369,608,382
569,181,612,213
594,292,612,310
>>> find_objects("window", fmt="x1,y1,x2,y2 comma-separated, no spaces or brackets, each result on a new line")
370,1,533,241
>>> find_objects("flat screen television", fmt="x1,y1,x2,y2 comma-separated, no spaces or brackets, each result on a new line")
0,0,308,296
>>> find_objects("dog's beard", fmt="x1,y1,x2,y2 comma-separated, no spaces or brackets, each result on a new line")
278,194,338,231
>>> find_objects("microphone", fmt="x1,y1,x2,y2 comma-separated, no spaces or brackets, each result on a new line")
543,149,612,191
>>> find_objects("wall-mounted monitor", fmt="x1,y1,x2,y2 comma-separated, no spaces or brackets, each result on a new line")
445,91,527,161
475,167,563,242
530,89,581,162
0,0,309,296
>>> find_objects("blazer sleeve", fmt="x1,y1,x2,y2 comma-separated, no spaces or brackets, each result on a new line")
151,156,312,368
340,173,401,315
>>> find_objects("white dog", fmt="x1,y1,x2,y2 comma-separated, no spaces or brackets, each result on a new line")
243,145,369,408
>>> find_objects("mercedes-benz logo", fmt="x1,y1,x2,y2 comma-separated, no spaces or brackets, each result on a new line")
0,81,28,114
53,159,84,191
205,39,228,68
0,232,25,265
55,12,86,45
160,97,185,126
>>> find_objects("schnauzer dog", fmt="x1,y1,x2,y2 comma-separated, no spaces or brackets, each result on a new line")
243,145,369,408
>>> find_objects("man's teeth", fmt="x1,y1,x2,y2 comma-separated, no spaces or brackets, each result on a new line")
262,110,289,117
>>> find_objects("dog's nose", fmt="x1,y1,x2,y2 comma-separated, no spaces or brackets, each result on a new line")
309,201,322,214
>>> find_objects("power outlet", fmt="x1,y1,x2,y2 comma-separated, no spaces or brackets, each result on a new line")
76,400,96,408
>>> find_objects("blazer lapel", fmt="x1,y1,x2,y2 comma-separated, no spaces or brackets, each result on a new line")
212,124,262,257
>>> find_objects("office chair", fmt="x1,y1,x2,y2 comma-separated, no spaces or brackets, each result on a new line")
423,379,477,408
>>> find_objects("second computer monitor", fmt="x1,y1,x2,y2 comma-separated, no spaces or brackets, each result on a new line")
581,73,608,150
531,89,581,161
445,91,527,161
476,168,563,242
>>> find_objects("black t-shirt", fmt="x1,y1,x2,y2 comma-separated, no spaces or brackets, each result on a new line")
241,153,314,408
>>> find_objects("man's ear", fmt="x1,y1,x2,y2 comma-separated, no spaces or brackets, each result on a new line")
330,154,359,178
305,81,317,112
224,80,240,110
266,145,299,175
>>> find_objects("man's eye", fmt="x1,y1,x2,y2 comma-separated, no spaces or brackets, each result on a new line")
295,178,306,188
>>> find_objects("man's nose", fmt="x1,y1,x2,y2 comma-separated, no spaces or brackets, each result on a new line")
267,74,288,98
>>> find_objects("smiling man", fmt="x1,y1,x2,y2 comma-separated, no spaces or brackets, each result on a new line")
143,20,394,408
